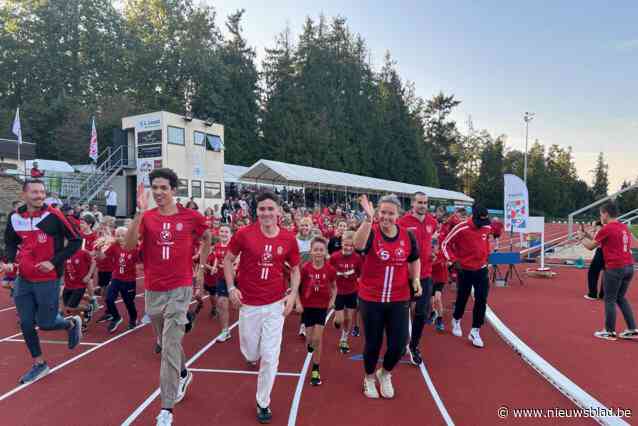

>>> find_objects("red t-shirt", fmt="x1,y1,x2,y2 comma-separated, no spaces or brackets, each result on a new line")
300,262,336,308
595,221,634,269
431,250,448,285
64,249,93,289
204,252,218,286
139,206,208,292
227,223,300,306
329,251,362,295
82,231,98,252
106,244,140,282
491,220,504,238
398,212,437,279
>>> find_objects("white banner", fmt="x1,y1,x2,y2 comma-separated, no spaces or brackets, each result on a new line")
135,116,161,131
504,174,529,233
137,158,161,188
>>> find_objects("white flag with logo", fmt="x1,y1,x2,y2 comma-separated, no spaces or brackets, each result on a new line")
12,107,22,144
504,174,529,233
89,117,98,161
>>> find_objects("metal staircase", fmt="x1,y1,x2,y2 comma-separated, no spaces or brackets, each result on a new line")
77,145,135,205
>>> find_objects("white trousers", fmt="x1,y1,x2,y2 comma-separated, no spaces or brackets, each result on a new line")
239,299,285,408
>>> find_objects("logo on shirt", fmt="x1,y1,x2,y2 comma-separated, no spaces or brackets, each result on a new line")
395,248,406,260
426,225,433,234
160,230,173,242
37,233,48,244
277,246,284,255
176,223,183,232
378,249,390,261
75,258,80,264
261,245,274,266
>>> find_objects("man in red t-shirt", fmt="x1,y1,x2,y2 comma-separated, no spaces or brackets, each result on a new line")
224,192,301,424
125,169,211,426
397,191,438,366
579,202,637,340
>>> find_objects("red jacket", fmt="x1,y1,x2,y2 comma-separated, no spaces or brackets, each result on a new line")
5,204,82,282
441,219,491,271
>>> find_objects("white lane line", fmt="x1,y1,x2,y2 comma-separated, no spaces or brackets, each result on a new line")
486,306,629,426
120,320,240,426
0,295,207,403
189,368,301,377
419,363,455,426
4,338,100,347
287,309,334,426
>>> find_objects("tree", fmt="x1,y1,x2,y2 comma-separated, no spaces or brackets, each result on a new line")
591,152,609,200
471,132,505,209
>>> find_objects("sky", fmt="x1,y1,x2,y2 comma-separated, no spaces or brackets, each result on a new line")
206,0,637,191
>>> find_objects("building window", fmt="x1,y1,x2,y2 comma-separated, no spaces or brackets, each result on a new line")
168,126,185,145
193,131,205,146
191,180,202,198
177,178,189,197
205,181,222,199
205,134,223,152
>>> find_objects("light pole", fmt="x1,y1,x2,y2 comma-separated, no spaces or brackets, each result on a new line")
523,112,535,184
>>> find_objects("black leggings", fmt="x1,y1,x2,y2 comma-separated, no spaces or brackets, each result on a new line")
106,279,137,323
410,278,433,349
453,268,489,328
359,299,409,375
587,248,605,298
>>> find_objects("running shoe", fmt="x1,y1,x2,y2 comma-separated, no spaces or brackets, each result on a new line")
594,330,617,341
310,370,322,386
339,340,350,354
584,295,597,301
407,346,423,366
375,369,395,399
307,344,314,353
155,409,173,426
256,403,272,424
19,362,50,385
108,317,123,333
175,370,193,404
362,375,379,399
218,328,231,342
67,316,82,349
351,326,360,337
619,329,638,340
451,319,462,337
469,328,484,348
85,303,94,322
427,310,437,325
96,313,113,324
141,313,151,325
299,324,306,337
128,320,137,330
435,316,445,332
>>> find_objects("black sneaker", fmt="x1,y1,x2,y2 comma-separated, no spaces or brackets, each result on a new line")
67,316,82,349
96,313,113,324
108,317,123,333
210,307,217,318
307,344,314,353
128,320,137,330
408,346,423,366
310,369,322,386
351,326,360,337
85,304,94,322
256,403,272,424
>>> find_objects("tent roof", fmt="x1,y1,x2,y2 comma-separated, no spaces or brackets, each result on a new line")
224,164,250,183
239,159,473,203
27,159,74,173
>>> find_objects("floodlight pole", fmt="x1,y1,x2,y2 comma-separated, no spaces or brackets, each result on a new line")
523,112,535,185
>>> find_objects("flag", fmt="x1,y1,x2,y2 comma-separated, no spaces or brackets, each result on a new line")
12,108,22,144
504,174,529,233
89,117,98,162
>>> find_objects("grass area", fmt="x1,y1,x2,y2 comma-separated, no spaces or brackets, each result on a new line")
632,225,638,239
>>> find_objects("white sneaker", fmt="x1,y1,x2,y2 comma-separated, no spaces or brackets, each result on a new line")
156,409,173,426
362,375,379,399
375,369,395,399
218,329,231,342
142,313,151,325
469,328,484,348
452,319,462,337
299,324,306,337
175,370,193,404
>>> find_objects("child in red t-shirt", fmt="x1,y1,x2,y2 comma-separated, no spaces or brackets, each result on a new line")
62,248,96,330
299,237,337,386
203,225,233,341
431,237,448,332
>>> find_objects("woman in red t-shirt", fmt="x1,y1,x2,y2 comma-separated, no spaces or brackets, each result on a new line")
353,194,421,400
298,237,337,386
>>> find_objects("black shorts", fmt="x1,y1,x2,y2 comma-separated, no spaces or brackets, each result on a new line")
216,278,229,298
432,282,444,294
335,292,358,311
98,271,112,288
301,308,328,327
204,283,217,296
63,288,86,308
